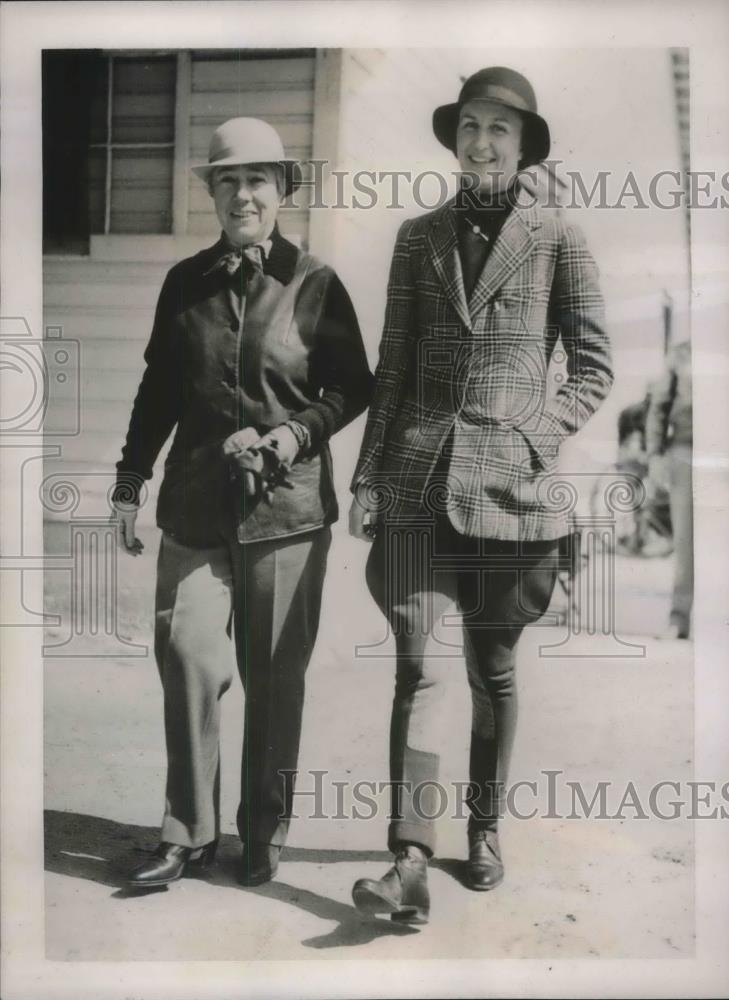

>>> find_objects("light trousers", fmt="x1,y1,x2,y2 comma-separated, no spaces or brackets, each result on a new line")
153,526,331,848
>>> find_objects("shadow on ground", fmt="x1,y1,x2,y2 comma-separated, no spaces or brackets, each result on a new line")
45,810,471,947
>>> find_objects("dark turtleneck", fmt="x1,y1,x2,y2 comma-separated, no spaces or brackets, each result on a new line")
455,180,517,299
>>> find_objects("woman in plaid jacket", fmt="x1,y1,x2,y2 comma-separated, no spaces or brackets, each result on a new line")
349,67,614,925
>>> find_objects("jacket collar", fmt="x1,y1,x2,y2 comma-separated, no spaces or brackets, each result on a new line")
425,198,471,329
264,225,300,285
426,188,544,328
204,225,300,285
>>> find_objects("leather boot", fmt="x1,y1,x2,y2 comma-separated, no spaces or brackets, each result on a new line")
352,844,430,924
238,842,282,887
127,841,217,889
465,830,504,890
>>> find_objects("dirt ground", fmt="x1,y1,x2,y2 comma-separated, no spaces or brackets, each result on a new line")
43,519,694,961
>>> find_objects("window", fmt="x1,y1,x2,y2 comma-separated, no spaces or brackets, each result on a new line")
42,48,317,254
89,56,176,234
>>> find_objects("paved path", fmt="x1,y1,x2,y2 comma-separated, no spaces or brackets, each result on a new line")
44,523,694,960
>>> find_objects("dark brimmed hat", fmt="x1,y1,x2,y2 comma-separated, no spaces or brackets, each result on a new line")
433,67,550,167
191,117,302,197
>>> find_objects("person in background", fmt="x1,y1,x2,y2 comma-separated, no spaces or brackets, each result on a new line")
112,117,372,890
615,392,672,556
645,339,693,638
348,67,613,925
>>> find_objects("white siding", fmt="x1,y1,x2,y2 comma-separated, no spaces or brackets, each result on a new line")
43,259,170,522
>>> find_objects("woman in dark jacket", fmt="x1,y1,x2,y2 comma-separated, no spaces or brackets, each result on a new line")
113,117,372,889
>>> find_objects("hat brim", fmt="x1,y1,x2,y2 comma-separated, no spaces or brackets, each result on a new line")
432,100,550,167
191,157,302,197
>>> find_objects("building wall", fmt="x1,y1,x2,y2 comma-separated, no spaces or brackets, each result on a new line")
43,258,169,503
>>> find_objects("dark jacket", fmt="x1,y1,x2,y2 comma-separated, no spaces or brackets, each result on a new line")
115,228,373,545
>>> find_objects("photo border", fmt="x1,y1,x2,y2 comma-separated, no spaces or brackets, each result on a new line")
2,1,728,997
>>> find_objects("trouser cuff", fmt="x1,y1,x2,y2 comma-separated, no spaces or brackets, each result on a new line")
388,822,435,858
237,814,290,848
161,815,218,849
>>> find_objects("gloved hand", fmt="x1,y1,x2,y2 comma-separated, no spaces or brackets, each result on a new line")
222,427,262,500
222,427,262,460
111,501,144,555
223,425,299,504
255,424,300,469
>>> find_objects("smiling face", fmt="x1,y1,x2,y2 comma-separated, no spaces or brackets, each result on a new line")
210,163,283,247
456,99,524,194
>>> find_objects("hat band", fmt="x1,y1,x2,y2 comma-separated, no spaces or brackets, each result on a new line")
460,82,533,113
208,146,285,166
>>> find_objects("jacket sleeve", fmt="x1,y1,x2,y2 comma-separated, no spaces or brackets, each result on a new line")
534,221,614,462
112,269,182,505
350,219,416,493
291,270,373,451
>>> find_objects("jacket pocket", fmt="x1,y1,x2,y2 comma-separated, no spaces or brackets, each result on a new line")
156,443,230,546
516,419,560,473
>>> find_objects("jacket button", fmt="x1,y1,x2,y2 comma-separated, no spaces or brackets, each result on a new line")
230,320,238,331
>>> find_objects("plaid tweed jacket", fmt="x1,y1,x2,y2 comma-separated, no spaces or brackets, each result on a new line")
351,195,614,541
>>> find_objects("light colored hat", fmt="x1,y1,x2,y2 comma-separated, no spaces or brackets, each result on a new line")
191,117,302,196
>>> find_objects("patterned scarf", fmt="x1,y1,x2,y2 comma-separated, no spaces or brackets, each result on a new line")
206,240,272,277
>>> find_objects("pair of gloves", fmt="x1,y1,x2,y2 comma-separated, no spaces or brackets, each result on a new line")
114,423,304,554
222,424,302,504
